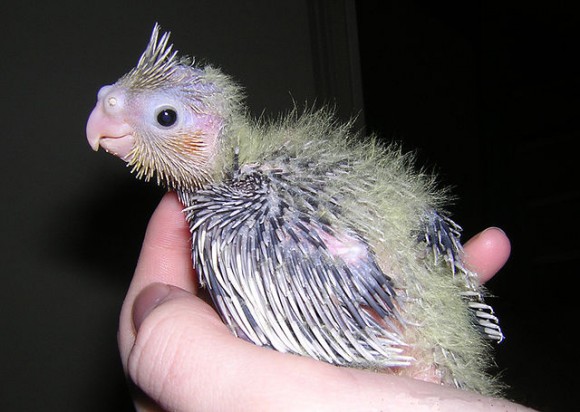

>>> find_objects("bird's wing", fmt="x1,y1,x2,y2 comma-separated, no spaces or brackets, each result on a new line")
420,210,466,274
420,211,504,342
183,166,413,368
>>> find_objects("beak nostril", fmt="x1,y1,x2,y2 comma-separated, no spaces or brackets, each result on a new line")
97,85,125,113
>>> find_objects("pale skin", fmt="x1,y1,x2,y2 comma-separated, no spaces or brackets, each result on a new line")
118,192,533,412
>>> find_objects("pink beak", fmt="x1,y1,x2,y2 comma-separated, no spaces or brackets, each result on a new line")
86,85,136,161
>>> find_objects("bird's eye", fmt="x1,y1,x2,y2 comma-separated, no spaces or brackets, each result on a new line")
156,108,178,127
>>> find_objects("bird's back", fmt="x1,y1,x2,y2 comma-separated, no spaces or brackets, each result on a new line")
179,108,502,395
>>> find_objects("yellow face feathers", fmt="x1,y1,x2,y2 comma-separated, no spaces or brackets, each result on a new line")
88,24,244,190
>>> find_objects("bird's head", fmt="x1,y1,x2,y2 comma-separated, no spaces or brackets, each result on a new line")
86,24,242,190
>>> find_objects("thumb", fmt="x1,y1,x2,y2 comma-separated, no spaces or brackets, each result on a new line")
127,283,229,412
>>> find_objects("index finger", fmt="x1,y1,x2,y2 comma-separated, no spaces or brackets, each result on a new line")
463,227,511,284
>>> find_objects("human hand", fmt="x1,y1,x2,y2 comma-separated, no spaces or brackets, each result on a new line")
118,192,532,412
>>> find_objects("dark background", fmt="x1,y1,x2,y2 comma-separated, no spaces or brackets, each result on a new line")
1,1,577,410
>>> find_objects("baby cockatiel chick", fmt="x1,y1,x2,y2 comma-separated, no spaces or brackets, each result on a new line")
87,24,504,395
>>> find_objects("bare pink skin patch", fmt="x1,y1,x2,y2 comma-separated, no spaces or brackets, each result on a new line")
316,229,369,266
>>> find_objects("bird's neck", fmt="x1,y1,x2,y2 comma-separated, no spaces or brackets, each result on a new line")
206,115,254,180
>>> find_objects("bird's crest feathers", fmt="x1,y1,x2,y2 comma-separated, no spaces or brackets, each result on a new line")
121,23,191,89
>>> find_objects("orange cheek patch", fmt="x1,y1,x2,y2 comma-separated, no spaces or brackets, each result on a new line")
170,130,207,156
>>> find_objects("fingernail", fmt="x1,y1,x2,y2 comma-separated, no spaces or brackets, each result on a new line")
486,226,506,236
132,283,173,332
464,226,505,247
